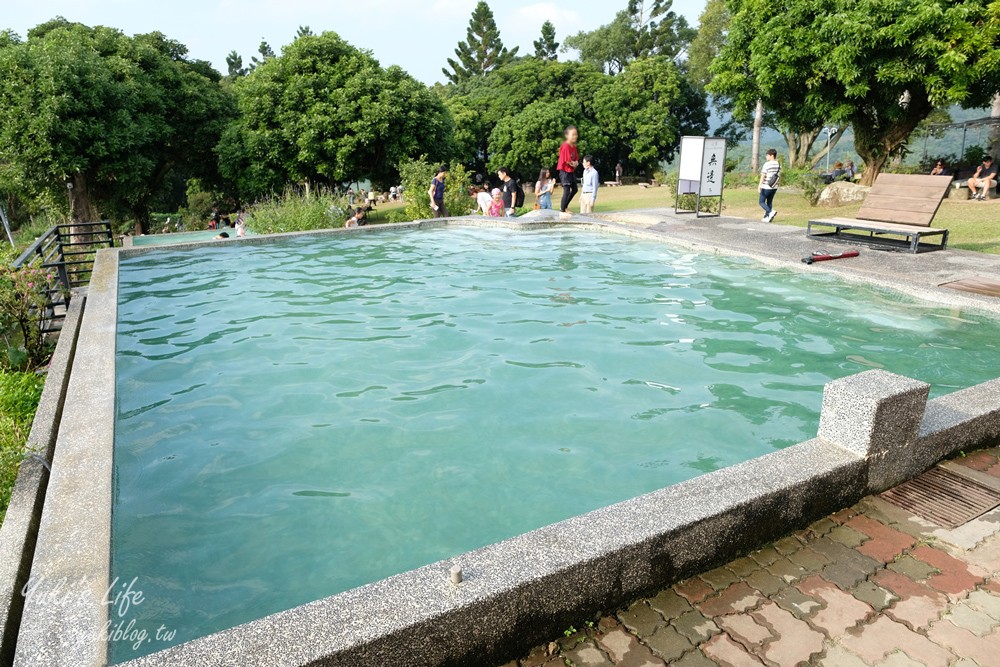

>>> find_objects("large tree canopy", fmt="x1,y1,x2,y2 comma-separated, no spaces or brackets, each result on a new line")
0,18,233,229
710,0,1000,183
442,1,518,84
219,31,454,198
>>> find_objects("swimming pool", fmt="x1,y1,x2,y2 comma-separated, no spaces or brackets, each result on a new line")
112,227,1000,661
130,228,253,247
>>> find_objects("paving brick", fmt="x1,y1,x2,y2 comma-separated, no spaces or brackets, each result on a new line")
850,518,916,563
745,569,785,597
828,524,868,549
786,545,829,572
671,649,717,667
642,625,692,662
562,639,615,667
700,566,740,592
912,545,986,598
647,589,692,620
810,537,881,574
773,587,822,620
944,603,999,636
955,451,998,472
874,570,949,630
806,516,838,536
821,561,871,591
966,589,1000,621
675,577,716,604
619,601,666,637
817,645,869,666
520,645,558,666
697,582,763,618
985,578,1000,595
595,627,665,667
726,557,759,578
766,557,809,584
878,652,927,667
751,600,825,666
831,508,858,524
749,546,781,567
773,536,802,556
837,616,953,667
701,634,765,666
852,581,898,612
887,555,939,581
716,614,772,648
927,619,1000,666
670,610,720,644
797,574,873,637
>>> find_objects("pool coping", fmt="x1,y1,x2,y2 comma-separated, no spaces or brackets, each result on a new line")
13,217,1000,666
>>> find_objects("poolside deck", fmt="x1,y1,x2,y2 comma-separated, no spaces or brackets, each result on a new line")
589,208,1000,316
504,447,1000,667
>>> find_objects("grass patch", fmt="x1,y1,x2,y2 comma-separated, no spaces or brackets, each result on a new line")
0,371,45,526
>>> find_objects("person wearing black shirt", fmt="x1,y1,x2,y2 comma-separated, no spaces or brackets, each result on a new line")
969,156,998,201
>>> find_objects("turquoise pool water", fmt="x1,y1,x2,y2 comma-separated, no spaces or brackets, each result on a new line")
112,227,1000,661
131,228,254,247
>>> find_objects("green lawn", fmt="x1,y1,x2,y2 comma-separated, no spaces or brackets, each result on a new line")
572,184,1000,255
0,371,45,525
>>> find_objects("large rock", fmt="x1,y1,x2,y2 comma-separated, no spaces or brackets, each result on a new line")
818,181,871,207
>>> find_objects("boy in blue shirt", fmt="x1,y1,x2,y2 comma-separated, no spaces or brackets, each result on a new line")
580,156,599,214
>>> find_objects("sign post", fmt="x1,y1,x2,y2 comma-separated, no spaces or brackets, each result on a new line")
675,136,727,218
0,204,13,247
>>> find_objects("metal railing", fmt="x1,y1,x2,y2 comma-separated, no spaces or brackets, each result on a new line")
11,221,115,333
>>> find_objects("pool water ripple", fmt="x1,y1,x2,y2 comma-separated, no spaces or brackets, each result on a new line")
112,227,1000,662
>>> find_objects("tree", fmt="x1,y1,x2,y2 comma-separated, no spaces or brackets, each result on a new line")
0,19,234,231
563,0,693,75
296,26,314,38
686,0,728,88
711,0,1000,184
990,94,1000,159
219,31,454,198
226,50,247,79
250,39,275,69
488,99,608,178
443,1,519,84
593,56,698,174
533,21,559,61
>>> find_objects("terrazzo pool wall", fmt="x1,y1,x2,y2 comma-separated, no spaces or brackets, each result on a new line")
9,219,1000,667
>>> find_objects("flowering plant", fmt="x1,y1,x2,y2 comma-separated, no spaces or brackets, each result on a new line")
0,265,57,368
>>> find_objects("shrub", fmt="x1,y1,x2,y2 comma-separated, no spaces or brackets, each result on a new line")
244,189,350,235
799,172,825,206
0,264,57,369
389,159,473,223
0,370,45,525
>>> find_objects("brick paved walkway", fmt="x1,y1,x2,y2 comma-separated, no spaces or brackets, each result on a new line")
504,448,1000,667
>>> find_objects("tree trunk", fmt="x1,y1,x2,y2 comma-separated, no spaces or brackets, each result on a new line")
989,93,1000,159
750,99,763,173
810,127,846,168
69,173,99,223
854,95,933,186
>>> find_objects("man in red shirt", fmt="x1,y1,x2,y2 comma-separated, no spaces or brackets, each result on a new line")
557,126,580,213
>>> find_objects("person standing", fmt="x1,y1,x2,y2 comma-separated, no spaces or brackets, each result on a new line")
428,166,449,217
580,157,599,214
557,126,580,214
367,188,377,209
615,161,623,185
758,148,781,222
498,167,518,217
535,168,555,209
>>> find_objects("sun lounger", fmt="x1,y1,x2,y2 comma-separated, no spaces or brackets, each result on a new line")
807,174,952,253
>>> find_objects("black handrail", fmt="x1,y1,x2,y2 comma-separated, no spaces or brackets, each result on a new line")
10,221,115,333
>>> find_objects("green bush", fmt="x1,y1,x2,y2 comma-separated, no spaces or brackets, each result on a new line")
244,189,351,235
389,159,473,223
0,263,57,369
0,370,45,525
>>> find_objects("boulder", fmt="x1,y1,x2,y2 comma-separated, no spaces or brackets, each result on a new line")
818,181,871,207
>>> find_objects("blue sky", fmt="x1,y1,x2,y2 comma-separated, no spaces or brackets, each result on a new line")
5,0,707,84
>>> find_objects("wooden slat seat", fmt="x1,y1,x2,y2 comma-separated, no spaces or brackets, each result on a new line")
808,174,952,253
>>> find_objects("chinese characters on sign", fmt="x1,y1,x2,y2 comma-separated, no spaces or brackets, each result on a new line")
700,138,727,197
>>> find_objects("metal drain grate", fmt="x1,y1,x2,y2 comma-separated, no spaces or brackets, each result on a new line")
880,466,1000,529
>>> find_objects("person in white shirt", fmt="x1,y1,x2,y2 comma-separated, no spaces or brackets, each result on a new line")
476,185,493,215
580,156,599,215
759,148,781,222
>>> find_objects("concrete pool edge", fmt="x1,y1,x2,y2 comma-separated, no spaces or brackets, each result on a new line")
0,294,84,663
13,219,1000,666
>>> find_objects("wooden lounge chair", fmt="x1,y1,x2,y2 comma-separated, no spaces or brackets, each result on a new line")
807,174,952,253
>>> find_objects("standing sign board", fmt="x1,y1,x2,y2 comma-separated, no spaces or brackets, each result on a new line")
675,136,727,218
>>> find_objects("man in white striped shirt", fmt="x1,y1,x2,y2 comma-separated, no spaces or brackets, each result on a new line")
759,148,781,222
